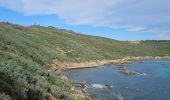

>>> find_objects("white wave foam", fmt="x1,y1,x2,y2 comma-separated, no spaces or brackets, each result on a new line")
140,73,147,76
91,83,104,89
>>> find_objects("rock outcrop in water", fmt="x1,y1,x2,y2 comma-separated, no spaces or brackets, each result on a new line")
121,70,140,76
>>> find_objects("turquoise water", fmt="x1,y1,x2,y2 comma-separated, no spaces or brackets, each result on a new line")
64,60,170,100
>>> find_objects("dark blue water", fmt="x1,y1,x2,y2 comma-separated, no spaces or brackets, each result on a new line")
64,60,170,100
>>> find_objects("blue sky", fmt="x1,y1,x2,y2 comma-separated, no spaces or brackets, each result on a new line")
0,0,170,40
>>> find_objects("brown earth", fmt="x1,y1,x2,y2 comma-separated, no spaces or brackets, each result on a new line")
51,56,170,70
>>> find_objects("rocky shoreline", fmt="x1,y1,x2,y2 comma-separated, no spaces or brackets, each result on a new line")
55,56,170,100
52,56,170,70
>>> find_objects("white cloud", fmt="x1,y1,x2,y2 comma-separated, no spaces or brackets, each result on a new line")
0,0,170,39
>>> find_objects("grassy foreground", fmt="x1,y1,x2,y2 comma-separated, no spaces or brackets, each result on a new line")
0,22,170,100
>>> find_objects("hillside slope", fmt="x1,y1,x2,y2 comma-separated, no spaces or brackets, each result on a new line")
0,22,170,100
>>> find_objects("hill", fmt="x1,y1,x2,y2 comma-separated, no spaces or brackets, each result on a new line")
0,22,170,100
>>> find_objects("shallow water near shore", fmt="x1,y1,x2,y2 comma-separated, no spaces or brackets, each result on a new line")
64,60,170,100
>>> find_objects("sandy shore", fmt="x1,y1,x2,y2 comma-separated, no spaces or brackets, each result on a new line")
51,56,170,70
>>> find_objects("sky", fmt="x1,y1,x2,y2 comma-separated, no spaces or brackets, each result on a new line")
0,0,170,40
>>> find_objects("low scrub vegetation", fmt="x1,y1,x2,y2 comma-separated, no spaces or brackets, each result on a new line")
0,22,170,99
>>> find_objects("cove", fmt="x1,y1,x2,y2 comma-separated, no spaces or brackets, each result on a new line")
64,60,170,100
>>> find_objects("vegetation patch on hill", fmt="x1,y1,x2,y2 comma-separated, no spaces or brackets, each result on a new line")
0,22,170,99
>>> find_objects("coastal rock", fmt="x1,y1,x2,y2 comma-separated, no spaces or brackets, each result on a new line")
52,56,170,70
121,70,140,76
104,83,113,89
